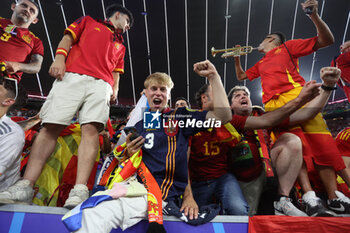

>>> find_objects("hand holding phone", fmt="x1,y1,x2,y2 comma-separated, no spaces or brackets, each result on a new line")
302,0,314,15
123,126,140,141
304,6,313,15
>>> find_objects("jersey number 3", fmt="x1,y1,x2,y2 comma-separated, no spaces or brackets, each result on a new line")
144,133,154,149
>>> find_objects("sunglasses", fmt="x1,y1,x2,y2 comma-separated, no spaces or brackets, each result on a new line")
0,76,18,100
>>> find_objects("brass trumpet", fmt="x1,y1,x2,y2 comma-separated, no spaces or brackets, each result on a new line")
211,46,257,58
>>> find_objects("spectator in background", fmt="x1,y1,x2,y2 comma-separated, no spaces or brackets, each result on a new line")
175,97,190,109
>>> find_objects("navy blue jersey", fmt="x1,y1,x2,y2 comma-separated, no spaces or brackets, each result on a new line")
134,107,208,200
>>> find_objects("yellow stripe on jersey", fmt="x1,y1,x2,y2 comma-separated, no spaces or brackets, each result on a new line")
105,26,113,33
340,131,350,141
114,68,124,74
161,136,174,200
286,68,302,89
163,136,176,199
344,130,350,140
346,132,350,141
65,28,77,42
223,122,241,142
160,136,172,198
296,60,300,72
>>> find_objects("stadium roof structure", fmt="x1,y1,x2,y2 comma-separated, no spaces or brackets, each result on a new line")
1,0,350,107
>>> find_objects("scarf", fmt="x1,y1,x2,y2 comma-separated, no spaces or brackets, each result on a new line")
100,143,164,226
252,110,274,177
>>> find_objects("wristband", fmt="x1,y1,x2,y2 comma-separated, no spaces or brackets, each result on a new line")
321,85,337,91
56,48,68,58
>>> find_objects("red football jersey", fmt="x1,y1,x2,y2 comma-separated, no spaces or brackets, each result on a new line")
246,37,317,103
336,127,350,158
189,129,233,181
334,52,350,83
331,52,350,102
229,115,263,182
0,17,44,79
65,16,125,87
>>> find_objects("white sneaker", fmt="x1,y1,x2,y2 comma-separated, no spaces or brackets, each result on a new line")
63,184,89,209
274,196,308,216
0,179,34,204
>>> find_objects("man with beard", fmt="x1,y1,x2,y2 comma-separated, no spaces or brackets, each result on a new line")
0,3,133,209
0,0,43,81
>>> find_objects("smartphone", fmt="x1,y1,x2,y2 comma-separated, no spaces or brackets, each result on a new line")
123,126,140,141
303,1,313,15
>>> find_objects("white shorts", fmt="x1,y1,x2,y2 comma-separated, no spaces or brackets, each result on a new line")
40,72,113,127
75,195,148,233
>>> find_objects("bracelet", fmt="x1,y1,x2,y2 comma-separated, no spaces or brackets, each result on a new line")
321,85,337,91
55,48,68,58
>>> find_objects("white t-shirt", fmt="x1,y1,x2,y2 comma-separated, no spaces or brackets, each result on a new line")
0,115,25,191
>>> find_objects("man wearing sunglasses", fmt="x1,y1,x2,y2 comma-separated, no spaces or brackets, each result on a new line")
0,0,44,81
0,77,26,192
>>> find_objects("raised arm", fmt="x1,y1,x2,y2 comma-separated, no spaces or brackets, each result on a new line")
301,0,334,50
48,34,74,80
243,81,321,130
289,67,340,126
193,60,231,124
233,45,248,81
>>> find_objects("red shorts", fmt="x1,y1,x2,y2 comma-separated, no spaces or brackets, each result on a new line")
266,88,345,171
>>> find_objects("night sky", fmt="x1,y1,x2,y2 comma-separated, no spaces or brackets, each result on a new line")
1,0,349,107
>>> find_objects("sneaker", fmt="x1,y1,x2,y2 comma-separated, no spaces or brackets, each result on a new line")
327,191,350,216
63,184,89,209
0,179,34,204
302,191,335,217
274,196,308,216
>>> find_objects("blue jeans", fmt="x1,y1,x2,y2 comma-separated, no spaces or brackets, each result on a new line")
191,173,249,215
